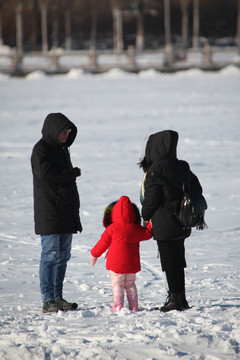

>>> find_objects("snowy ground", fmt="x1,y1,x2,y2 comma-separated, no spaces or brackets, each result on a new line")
0,65,240,360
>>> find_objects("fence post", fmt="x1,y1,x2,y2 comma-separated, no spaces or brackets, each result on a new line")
164,44,174,66
50,49,59,69
11,47,22,72
89,46,97,67
128,46,135,66
203,42,212,65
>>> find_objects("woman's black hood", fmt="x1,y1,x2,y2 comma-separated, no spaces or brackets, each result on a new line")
145,130,178,164
41,112,77,147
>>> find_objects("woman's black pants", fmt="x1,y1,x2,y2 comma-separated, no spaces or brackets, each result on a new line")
157,239,186,293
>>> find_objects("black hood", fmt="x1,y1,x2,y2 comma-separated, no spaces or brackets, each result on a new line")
145,130,178,164
41,113,77,147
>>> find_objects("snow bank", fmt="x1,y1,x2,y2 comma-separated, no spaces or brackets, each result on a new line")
66,68,87,78
0,45,12,55
26,70,46,80
100,67,136,78
139,68,162,77
219,64,240,75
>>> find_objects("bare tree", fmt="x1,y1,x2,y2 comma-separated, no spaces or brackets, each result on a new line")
90,1,97,48
164,0,173,63
50,0,62,49
237,0,240,54
193,0,199,48
181,0,189,49
111,0,123,53
65,9,71,50
39,0,48,52
15,0,24,54
136,0,144,50
29,0,38,50
0,1,3,45
89,0,112,50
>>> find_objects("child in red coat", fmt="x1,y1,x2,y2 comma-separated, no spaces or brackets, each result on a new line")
91,196,152,312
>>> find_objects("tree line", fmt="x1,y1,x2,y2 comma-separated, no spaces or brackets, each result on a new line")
0,0,239,54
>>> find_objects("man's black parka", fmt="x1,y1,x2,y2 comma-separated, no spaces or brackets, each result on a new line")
31,113,82,235
142,130,202,242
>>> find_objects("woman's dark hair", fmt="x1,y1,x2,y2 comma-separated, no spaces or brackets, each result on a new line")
138,156,148,172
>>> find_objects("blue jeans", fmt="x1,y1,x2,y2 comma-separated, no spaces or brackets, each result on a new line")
39,234,72,303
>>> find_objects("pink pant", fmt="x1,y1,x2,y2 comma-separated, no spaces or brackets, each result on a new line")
110,271,138,312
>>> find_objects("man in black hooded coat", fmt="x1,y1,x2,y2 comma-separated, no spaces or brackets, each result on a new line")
140,130,203,312
31,113,82,313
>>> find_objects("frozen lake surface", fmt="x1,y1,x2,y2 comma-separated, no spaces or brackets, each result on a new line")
0,66,240,359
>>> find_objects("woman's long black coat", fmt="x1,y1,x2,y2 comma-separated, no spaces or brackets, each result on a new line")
142,130,202,242
31,113,82,235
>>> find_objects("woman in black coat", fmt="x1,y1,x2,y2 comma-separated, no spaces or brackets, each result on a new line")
31,113,82,313
140,130,203,312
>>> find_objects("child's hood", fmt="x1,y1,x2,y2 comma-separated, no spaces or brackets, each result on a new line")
111,196,136,223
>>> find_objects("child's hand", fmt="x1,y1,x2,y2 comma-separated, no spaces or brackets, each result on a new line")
143,220,149,228
91,256,97,266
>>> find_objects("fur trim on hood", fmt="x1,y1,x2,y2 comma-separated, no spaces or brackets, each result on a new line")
103,198,141,228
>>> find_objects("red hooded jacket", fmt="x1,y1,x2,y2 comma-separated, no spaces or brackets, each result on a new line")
91,196,152,274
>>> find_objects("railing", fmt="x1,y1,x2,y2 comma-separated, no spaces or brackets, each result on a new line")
0,45,239,75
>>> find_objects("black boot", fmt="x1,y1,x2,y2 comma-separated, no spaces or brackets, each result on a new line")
160,293,183,312
181,290,190,309
55,298,78,310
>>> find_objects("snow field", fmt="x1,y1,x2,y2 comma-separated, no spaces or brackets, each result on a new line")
0,66,240,359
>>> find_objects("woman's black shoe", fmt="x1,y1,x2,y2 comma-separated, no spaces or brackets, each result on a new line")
160,293,183,312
